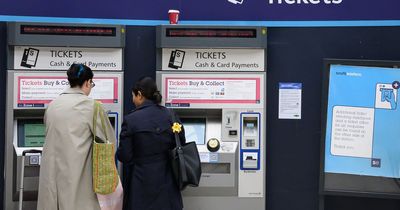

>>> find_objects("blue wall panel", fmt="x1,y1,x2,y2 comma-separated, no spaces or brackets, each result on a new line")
1,0,400,21
0,23,7,210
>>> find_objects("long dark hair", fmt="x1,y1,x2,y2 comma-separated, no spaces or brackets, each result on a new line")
132,77,162,104
67,64,93,88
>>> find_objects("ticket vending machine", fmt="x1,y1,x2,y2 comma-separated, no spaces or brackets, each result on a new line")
156,25,267,210
4,22,125,210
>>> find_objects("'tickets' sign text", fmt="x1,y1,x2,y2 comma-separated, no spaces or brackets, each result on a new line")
162,48,264,71
14,46,123,71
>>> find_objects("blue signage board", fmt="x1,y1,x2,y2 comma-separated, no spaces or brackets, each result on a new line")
0,0,399,22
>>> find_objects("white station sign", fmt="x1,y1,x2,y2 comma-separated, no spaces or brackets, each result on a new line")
162,48,264,71
13,46,123,70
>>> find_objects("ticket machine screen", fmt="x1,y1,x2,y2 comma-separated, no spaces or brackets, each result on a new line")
181,118,206,145
16,117,117,148
17,119,45,147
108,116,116,130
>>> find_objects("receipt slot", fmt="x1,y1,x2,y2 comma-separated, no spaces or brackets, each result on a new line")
4,22,125,210
156,25,267,210
243,153,258,169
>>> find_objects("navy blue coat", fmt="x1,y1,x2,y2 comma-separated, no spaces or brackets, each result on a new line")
117,100,185,210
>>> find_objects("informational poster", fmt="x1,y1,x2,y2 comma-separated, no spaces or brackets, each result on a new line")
278,82,302,119
14,46,123,70
164,77,261,105
17,76,119,106
162,48,264,71
325,65,400,178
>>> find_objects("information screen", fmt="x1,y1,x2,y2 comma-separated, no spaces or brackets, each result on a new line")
166,28,257,38
322,59,400,197
181,118,206,145
18,119,45,147
21,25,116,36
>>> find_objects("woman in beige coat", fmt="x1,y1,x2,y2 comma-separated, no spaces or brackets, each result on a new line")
37,64,115,210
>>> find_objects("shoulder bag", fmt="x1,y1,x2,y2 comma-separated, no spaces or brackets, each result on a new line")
92,101,119,195
169,110,202,190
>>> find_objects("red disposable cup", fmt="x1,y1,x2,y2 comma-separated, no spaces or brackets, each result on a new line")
168,10,180,24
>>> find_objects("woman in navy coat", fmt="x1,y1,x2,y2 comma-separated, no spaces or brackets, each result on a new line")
117,77,185,210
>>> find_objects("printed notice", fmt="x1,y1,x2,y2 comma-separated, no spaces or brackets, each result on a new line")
90,79,116,101
17,76,118,105
278,83,302,119
330,106,375,158
19,78,68,101
166,77,260,104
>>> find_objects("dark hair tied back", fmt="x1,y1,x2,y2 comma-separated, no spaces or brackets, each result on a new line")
132,77,162,104
152,90,162,104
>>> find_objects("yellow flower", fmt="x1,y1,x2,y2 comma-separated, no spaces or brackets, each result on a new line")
172,122,182,133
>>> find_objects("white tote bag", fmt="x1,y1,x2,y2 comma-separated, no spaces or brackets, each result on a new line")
96,177,123,210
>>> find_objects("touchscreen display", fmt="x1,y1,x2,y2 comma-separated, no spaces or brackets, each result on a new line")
18,119,45,147
181,118,206,145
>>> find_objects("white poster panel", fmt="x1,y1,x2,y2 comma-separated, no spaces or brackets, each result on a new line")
164,77,261,104
278,82,302,119
330,106,375,158
17,76,119,106
162,48,264,71
14,46,123,70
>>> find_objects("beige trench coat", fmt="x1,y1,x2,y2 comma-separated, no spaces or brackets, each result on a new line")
37,87,116,210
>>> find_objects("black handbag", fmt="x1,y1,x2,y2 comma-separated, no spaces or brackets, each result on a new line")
169,111,202,191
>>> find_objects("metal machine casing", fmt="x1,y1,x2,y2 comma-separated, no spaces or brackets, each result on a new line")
156,25,267,210
4,22,125,210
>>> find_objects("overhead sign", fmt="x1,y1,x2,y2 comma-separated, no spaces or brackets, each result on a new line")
1,0,399,21
13,46,123,71
16,76,119,106
162,48,264,71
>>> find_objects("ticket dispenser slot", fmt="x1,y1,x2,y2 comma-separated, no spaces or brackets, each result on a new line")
240,113,260,170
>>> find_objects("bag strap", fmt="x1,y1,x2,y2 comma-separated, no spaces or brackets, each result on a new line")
99,104,108,142
93,101,99,141
93,101,109,143
169,109,182,147
168,109,188,187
